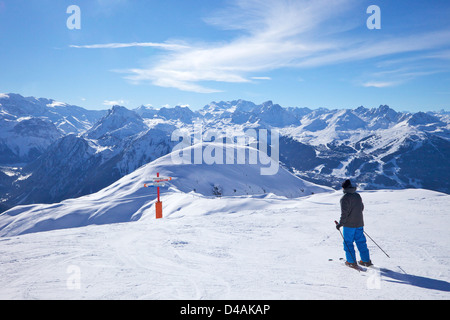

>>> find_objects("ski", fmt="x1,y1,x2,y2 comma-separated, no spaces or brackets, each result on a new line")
345,262,366,272
358,260,374,267
329,258,367,272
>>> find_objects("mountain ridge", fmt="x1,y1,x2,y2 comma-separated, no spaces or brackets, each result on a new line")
0,92,449,213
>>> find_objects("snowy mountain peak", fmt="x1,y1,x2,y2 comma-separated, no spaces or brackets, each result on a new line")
109,105,137,117
333,109,366,131
86,105,146,142
201,99,257,116
406,111,443,126
352,104,401,129
134,105,158,119
157,105,195,123
377,104,393,112
0,93,106,134
261,100,274,108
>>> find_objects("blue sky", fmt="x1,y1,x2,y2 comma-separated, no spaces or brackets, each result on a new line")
0,0,449,111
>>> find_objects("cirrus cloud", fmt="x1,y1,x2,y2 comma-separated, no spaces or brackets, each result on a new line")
72,0,450,94
121,0,354,93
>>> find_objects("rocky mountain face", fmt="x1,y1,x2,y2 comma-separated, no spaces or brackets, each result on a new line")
0,93,106,164
1,93,448,212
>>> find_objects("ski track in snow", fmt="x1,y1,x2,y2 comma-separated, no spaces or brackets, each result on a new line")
0,189,449,299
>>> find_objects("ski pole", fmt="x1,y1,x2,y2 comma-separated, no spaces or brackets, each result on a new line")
334,221,357,264
363,230,390,258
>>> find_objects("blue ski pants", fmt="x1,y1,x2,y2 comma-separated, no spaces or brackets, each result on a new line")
343,227,370,263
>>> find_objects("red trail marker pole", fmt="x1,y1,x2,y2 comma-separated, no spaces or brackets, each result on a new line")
155,172,162,219
143,172,173,219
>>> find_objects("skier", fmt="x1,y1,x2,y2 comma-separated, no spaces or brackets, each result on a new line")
335,179,373,268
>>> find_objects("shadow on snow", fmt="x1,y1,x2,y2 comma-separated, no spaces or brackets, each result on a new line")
381,268,450,292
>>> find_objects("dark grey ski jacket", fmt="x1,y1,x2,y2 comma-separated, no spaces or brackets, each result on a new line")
339,187,364,228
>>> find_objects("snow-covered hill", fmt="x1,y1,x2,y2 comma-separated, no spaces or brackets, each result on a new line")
0,186,448,299
0,143,330,237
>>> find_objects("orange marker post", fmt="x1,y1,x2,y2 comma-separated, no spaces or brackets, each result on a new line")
155,173,162,219
144,172,173,219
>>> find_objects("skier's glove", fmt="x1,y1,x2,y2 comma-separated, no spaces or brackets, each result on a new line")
335,223,342,230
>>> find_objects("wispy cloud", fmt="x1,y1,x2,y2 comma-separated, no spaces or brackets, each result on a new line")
70,42,188,50
121,0,354,93
73,0,450,93
103,99,127,106
297,30,450,68
362,81,398,88
251,76,271,80
359,52,449,89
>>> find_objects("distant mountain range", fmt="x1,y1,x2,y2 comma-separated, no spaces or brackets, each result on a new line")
0,93,449,212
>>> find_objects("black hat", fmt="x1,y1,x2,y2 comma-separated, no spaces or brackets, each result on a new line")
342,179,352,189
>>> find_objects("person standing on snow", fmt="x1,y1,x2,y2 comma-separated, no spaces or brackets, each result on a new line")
336,179,372,268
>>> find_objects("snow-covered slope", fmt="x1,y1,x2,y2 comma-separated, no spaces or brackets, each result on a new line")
0,143,330,237
0,187,448,299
